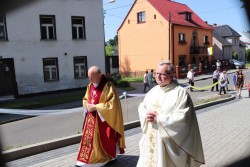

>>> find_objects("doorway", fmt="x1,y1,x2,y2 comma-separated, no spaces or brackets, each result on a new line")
0,58,17,97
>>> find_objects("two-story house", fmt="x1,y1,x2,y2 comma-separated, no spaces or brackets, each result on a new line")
213,25,246,62
0,0,105,98
118,0,213,75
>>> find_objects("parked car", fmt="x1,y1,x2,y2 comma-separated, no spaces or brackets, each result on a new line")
229,59,245,69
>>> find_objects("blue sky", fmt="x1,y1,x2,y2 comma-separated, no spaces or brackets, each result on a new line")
103,0,249,41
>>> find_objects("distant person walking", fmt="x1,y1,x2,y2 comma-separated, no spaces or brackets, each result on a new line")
224,70,229,91
211,67,220,92
236,70,245,98
143,70,150,93
216,60,221,68
148,69,154,89
219,70,227,95
233,71,238,90
187,68,195,92
247,81,250,98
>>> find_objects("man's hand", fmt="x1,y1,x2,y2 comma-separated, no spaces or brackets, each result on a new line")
146,111,158,123
87,103,96,112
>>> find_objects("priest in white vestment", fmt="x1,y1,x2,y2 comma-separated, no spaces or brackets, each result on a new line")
137,62,205,167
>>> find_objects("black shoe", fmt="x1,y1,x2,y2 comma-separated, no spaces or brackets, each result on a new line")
75,165,80,167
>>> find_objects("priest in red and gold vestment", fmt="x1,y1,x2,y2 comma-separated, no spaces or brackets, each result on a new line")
75,66,125,167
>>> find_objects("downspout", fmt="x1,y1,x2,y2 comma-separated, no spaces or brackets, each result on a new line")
168,12,171,61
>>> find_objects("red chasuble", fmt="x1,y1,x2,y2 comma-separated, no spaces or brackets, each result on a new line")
77,75,124,164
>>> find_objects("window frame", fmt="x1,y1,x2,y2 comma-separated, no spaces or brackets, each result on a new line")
0,14,8,40
71,16,86,40
40,15,57,40
137,11,146,23
185,13,191,20
43,58,59,82
179,33,186,43
203,35,209,44
73,56,88,79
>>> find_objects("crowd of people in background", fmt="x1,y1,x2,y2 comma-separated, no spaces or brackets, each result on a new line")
145,59,249,99
210,62,248,98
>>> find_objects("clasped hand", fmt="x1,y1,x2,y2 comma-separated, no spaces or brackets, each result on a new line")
87,103,96,112
146,111,158,123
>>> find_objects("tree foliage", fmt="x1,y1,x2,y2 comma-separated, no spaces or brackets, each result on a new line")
240,0,247,8
105,45,113,56
232,51,238,59
105,35,118,56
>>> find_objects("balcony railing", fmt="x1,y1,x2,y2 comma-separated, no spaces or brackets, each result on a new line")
190,46,208,54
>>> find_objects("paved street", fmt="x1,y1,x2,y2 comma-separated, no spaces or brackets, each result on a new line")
5,89,250,167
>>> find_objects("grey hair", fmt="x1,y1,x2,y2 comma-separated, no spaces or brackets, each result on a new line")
89,66,101,74
158,61,175,74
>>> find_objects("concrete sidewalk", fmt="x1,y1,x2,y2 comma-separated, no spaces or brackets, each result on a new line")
5,89,250,167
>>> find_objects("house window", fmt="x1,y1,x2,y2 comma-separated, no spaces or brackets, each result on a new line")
179,33,186,43
74,56,87,79
185,13,191,20
234,38,238,46
43,58,59,81
203,35,209,44
154,15,156,19
0,14,7,40
72,16,85,39
40,15,56,40
137,11,145,23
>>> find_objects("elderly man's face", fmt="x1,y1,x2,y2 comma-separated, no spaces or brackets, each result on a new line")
155,64,173,86
88,71,100,84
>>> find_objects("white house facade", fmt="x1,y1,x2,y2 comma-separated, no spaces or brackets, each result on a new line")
0,0,106,97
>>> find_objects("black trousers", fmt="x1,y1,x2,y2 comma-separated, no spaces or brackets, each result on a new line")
144,82,149,93
189,79,194,91
219,86,226,95
211,78,219,91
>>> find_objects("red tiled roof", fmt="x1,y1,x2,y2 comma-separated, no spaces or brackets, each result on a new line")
148,0,213,30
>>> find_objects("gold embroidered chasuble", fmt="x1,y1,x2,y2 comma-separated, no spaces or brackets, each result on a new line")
77,75,125,164
137,82,205,167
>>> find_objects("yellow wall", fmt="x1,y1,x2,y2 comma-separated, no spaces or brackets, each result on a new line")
118,0,170,73
118,0,213,73
173,26,213,65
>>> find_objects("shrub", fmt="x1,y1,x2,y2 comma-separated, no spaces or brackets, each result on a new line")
116,80,130,88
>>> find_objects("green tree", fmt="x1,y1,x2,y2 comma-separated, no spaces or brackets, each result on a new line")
105,45,113,56
232,51,238,59
240,0,246,8
105,35,118,56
